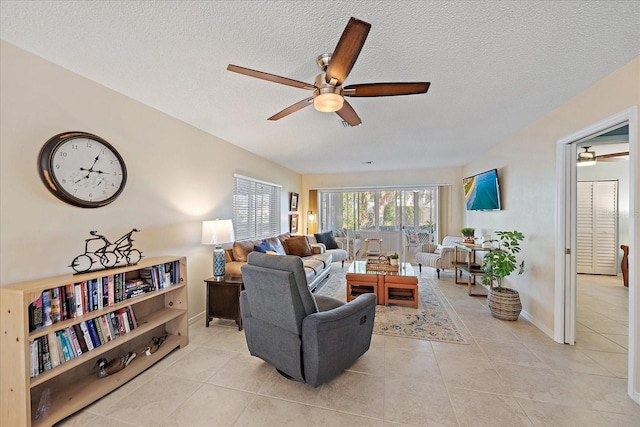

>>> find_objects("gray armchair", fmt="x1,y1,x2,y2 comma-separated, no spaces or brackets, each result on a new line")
240,252,376,387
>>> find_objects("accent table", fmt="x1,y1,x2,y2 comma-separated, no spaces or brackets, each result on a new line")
453,243,491,296
204,274,243,330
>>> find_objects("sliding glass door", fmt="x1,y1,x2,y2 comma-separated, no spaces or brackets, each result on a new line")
318,187,438,254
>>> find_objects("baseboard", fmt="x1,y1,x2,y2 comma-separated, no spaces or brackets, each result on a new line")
520,309,555,340
189,311,205,325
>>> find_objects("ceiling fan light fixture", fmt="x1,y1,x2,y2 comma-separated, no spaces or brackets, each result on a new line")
313,88,344,112
577,146,597,167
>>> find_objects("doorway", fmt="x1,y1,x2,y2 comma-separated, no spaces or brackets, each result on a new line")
555,107,638,403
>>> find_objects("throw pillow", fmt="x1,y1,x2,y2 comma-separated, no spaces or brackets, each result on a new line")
266,236,286,255
284,236,312,257
232,240,257,262
314,231,339,250
434,244,443,254
253,240,273,253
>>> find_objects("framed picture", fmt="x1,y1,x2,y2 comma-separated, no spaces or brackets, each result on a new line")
289,214,299,234
289,192,298,211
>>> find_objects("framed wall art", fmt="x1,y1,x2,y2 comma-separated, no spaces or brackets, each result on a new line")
289,214,299,234
289,192,298,211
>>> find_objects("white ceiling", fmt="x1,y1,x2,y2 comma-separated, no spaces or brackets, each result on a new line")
1,1,638,174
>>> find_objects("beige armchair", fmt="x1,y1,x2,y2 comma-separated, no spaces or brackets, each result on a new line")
415,236,464,278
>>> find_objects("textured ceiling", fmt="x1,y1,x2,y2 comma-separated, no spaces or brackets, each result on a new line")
1,1,639,174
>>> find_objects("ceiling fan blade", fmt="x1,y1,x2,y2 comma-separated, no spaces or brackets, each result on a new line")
268,97,314,121
344,82,431,97
325,17,371,85
597,151,629,159
335,100,362,126
227,64,316,90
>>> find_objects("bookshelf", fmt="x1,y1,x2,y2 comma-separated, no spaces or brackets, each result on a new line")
0,256,189,427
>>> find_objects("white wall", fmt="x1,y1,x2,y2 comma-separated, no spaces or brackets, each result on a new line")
0,41,301,320
463,57,639,338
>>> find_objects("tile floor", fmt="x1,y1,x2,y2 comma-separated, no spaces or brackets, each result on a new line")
58,265,638,426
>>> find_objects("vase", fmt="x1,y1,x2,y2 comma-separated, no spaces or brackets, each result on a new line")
390,258,398,266
463,237,475,243
487,287,521,321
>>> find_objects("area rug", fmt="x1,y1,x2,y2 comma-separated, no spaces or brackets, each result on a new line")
314,267,467,344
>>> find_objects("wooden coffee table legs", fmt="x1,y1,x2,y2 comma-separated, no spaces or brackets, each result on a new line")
384,276,419,308
346,273,418,307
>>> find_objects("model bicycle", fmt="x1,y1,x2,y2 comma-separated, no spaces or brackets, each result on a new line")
70,229,143,273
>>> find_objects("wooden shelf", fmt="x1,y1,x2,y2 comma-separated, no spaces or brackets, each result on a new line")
1,256,189,427
32,333,187,427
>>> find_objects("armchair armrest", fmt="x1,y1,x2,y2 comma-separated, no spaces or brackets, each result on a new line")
420,243,438,253
302,293,376,387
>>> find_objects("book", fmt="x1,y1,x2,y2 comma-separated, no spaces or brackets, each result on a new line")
37,337,44,374
41,335,52,371
108,312,119,338
83,280,91,313
114,273,123,303
120,310,131,333
29,339,38,377
42,290,52,327
50,287,61,323
72,323,89,353
56,330,73,362
65,284,75,319
107,275,115,306
90,280,99,311
66,326,83,356
79,321,95,351
102,276,109,308
97,278,104,310
47,332,61,368
85,319,101,348
114,313,127,336
94,317,106,344
126,306,138,329
74,282,84,317
29,293,43,332
99,316,112,342
59,285,68,320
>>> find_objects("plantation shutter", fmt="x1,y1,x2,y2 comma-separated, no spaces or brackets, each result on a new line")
576,180,618,275
233,175,281,241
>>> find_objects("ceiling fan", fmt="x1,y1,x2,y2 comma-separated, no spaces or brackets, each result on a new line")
577,146,629,166
227,17,430,126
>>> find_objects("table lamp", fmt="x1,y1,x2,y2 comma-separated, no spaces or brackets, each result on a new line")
201,219,235,280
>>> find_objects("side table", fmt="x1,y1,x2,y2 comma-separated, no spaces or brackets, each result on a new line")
204,274,243,330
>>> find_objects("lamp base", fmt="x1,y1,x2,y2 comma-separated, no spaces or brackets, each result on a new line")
213,246,226,279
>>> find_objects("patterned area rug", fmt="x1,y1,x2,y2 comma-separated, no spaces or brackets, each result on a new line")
314,267,467,344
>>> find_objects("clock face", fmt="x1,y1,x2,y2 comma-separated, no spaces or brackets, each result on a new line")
38,132,127,208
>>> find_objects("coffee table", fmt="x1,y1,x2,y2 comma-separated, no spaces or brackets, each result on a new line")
346,261,419,308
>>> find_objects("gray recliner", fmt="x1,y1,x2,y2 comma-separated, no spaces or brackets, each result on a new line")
240,252,376,387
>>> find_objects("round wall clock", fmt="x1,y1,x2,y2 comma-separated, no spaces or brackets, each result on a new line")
38,131,127,208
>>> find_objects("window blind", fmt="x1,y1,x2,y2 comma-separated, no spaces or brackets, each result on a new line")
233,175,281,240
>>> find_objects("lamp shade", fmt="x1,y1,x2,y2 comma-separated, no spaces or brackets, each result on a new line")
201,219,235,246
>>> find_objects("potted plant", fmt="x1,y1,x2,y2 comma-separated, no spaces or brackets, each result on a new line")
461,227,475,243
388,252,399,266
480,230,525,320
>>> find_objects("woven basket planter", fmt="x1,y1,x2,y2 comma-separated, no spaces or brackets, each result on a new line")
487,287,521,321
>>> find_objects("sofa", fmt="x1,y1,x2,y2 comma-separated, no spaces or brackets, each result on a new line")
331,229,361,260
225,233,345,291
415,235,464,278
